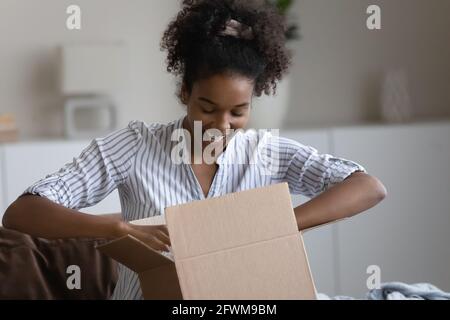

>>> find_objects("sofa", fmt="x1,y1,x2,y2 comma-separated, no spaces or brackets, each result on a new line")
0,226,118,299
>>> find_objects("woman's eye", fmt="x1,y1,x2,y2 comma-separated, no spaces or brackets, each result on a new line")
201,108,214,114
231,112,244,117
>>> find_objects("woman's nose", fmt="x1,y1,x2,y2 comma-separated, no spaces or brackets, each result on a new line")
214,115,231,134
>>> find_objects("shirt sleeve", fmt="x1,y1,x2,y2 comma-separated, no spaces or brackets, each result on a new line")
22,121,143,209
270,136,367,198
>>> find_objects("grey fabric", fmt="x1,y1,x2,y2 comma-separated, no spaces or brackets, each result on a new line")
317,282,450,300
366,282,450,300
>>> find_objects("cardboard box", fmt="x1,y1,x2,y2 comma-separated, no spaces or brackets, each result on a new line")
97,182,317,300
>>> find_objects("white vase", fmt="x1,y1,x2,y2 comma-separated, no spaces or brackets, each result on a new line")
248,75,291,130
380,69,413,123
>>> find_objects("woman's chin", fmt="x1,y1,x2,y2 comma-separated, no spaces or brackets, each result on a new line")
202,139,223,148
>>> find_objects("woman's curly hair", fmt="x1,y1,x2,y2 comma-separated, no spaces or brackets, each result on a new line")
161,0,291,101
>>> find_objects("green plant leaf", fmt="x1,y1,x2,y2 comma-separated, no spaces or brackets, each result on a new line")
266,0,300,42
275,0,294,15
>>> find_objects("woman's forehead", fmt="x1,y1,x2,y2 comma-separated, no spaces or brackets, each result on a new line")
192,74,254,99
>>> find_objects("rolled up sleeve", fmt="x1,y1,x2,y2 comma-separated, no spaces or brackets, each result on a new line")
275,137,367,198
22,121,142,209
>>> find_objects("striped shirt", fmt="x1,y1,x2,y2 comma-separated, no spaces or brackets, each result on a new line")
23,116,366,300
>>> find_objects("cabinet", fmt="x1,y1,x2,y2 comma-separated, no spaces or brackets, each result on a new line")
284,122,450,296
332,122,450,297
0,140,121,218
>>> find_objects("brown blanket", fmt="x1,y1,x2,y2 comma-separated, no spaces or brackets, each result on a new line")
0,227,118,300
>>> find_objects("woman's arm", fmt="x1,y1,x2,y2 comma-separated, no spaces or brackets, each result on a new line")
294,172,387,232
2,195,171,251
2,195,125,239
2,123,172,250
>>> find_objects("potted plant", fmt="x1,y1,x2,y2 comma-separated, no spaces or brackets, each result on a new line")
272,0,300,41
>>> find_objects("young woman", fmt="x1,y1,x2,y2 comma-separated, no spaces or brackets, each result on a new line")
3,0,386,300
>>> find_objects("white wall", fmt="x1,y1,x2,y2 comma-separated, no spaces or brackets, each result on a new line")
1,1,450,139
0,0,184,139
286,0,450,128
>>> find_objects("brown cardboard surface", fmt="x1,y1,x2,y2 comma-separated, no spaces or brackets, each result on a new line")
139,264,182,300
165,183,298,259
97,182,317,300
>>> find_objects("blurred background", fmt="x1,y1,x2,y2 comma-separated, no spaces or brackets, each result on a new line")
0,0,449,298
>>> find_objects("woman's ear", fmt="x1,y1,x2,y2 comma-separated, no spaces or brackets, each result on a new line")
180,84,189,105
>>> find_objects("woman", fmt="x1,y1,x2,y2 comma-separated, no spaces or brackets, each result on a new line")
3,0,386,300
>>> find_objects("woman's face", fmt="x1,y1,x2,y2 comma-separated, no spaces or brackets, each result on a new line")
182,73,254,145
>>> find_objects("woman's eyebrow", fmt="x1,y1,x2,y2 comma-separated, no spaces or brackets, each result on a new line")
198,97,249,108
198,97,217,105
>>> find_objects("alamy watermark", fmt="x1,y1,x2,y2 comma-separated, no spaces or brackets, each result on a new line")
66,264,81,290
66,5,382,32
367,5,381,30
170,121,280,176
66,5,81,30
366,264,381,290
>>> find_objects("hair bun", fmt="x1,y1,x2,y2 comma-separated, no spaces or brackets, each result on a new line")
218,19,254,40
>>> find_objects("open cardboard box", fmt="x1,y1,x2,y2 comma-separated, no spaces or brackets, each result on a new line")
97,182,317,300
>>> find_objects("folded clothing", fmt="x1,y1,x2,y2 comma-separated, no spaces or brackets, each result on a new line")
318,282,450,300
366,282,450,300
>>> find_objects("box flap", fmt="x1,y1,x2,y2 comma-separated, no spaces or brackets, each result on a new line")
96,235,173,273
165,183,298,259
139,264,183,300
130,215,166,226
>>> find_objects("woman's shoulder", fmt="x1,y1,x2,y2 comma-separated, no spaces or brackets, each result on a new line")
238,128,301,145
235,128,317,155
125,117,183,140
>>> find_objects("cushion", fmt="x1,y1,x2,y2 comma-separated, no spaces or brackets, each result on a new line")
0,227,118,299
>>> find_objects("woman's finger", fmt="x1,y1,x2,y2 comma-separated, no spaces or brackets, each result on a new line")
129,227,169,251
146,236,169,252
155,225,169,236
155,229,171,246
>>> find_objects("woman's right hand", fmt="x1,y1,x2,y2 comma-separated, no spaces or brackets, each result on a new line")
116,221,171,252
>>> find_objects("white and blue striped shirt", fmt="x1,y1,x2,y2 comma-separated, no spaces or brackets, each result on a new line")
24,116,366,300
